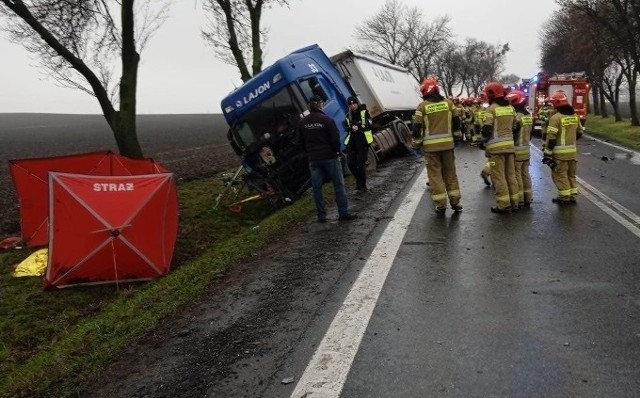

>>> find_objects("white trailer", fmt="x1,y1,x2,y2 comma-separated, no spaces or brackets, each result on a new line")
331,50,420,167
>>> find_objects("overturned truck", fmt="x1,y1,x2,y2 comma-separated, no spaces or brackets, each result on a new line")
220,44,420,206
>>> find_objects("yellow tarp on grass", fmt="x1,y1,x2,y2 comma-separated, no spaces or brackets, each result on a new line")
13,248,48,277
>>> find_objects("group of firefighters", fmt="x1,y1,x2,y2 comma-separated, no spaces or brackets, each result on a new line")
411,77,583,214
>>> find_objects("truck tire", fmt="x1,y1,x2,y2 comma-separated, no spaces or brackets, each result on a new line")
366,146,378,172
392,119,413,155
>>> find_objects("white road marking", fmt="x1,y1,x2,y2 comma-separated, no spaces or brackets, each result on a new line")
290,168,427,398
585,133,640,155
577,178,640,238
531,145,640,239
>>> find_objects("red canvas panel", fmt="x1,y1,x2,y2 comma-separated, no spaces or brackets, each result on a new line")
44,172,178,288
9,151,167,247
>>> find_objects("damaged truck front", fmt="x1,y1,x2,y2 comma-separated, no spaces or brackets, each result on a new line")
221,44,420,205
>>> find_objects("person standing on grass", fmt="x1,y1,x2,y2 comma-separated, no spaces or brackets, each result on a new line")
298,95,357,223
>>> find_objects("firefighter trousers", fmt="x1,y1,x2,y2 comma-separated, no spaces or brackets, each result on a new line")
471,124,482,145
425,149,461,209
488,153,519,210
551,159,578,202
515,159,533,205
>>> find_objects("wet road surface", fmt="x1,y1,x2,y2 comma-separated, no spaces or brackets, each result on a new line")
274,137,640,397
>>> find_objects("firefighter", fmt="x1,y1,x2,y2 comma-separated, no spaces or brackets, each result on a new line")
412,78,462,213
543,90,583,205
481,81,519,213
539,100,554,142
506,89,533,207
462,98,476,143
471,96,487,146
452,98,464,145
343,96,373,193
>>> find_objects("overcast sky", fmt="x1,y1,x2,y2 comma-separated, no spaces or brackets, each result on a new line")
0,0,558,114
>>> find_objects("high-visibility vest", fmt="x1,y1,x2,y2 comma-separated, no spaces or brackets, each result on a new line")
344,110,374,145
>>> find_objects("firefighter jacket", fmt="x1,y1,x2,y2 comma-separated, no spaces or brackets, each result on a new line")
544,107,581,161
412,98,456,153
344,108,374,145
539,106,554,124
462,106,475,124
473,105,486,126
514,109,533,161
483,102,516,155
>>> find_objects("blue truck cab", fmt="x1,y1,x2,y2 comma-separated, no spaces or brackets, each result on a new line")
221,44,355,202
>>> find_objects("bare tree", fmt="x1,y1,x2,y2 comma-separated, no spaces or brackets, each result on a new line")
601,61,625,120
405,15,451,83
500,74,521,86
461,39,509,95
539,7,617,117
558,0,640,125
202,0,288,82
0,0,170,158
353,0,451,82
434,42,464,96
353,0,408,66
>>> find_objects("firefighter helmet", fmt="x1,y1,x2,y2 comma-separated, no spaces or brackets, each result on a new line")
505,89,526,106
483,81,505,99
420,78,439,96
549,90,569,107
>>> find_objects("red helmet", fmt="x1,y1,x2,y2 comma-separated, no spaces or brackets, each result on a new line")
505,89,526,106
549,90,569,107
483,81,506,99
420,78,439,96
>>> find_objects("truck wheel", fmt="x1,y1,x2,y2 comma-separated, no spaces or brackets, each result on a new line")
366,146,378,172
392,119,413,155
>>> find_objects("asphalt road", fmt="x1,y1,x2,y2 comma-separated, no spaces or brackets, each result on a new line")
82,134,640,397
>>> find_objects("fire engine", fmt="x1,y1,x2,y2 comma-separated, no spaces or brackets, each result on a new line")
526,71,590,134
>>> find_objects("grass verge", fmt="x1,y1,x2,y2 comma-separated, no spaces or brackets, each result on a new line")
586,115,640,150
0,174,317,397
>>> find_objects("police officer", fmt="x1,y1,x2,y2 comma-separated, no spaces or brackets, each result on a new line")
412,78,462,213
481,81,519,213
343,96,373,193
543,90,583,205
299,95,357,222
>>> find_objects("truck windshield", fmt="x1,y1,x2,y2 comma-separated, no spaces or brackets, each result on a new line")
231,86,304,150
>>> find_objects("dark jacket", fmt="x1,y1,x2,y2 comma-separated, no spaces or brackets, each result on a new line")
299,109,341,161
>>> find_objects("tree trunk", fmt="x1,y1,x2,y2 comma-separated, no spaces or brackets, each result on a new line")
629,76,639,126
611,103,621,121
600,90,609,118
114,0,143,159
591,85,600,115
